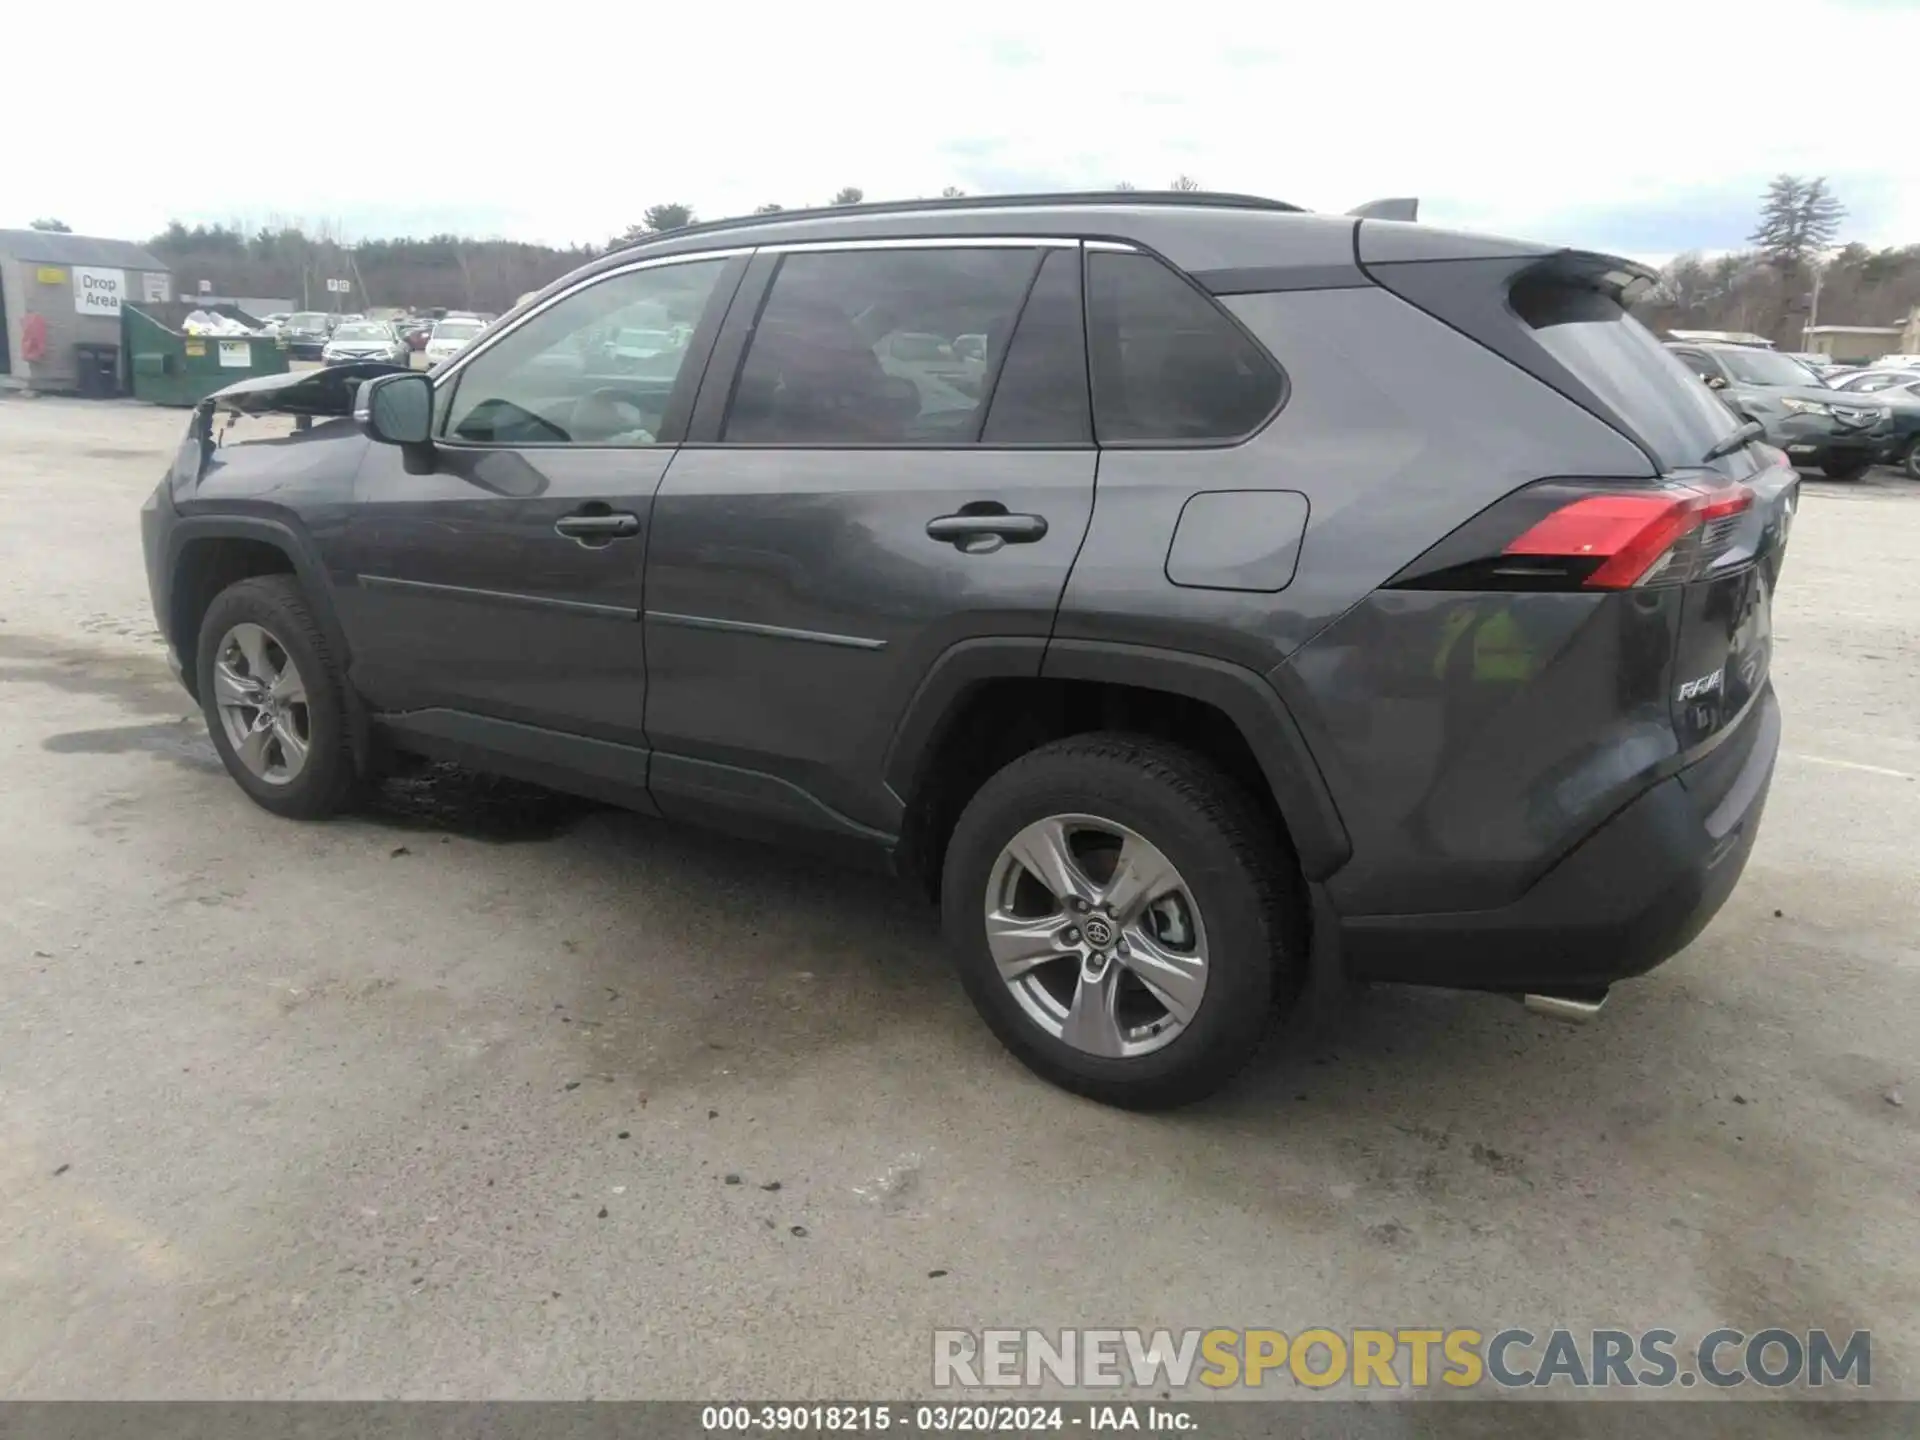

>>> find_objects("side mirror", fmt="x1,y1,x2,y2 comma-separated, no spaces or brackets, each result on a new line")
1704,375,1728,390
359,371,432,445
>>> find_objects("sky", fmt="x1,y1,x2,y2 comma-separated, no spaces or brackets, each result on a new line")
8,0,1920,265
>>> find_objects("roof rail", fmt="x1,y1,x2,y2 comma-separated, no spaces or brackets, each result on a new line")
1348,197,1419,221
608,190,1303,254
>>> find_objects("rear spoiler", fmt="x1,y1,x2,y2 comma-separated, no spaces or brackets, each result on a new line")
1530,248,1661,307
1347,197,1419,221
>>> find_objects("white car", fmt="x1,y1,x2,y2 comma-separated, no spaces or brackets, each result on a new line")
1825,368,1920,396
423,318,486,366
320,320,410,367
1868,354,1920,371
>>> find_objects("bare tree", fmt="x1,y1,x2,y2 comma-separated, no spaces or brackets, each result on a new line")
831,187,865,206
940,186,966,198
752,203,784,214
1169,174,1202,192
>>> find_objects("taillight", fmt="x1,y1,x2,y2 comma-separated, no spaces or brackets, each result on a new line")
1388,480,1755,592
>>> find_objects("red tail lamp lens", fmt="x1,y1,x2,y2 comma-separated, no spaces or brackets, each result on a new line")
1503,484,1753,589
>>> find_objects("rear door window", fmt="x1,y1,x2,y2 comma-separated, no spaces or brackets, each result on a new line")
1511,279,1741,469
1086,251,1283,443
723,247,1039,445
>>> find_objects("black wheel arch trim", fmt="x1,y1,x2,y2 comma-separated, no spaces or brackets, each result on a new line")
1040,639,1351,880
881,635,1351,881
880,636,1050,817
165,513,373,776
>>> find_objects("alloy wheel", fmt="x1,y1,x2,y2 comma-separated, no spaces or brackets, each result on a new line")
211,622,312,787
983,814,1209,1058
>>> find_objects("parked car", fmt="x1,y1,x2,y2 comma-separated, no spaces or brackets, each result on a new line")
1824,372,1920,477
141,192,1794,1108
1667,340,1890,479
1782,351,1841,374
280,311,336,360
422,317,486,366
260,312,292,336
1869,354,1920,370
320,320,410,367
1667,328,1774,349
1826,368,1920,395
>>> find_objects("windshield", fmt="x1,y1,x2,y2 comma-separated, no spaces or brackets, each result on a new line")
288,313,329,331
433,322,482,341
334,323,389,341
1719,349,1824,387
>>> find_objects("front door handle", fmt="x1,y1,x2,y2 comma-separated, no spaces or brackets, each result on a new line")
926,511,1049,549
555,512,641,545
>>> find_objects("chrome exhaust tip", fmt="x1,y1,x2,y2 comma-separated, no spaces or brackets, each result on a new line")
1523,990,1609,1024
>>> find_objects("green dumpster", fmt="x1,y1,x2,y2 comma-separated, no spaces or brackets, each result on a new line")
122,302,288,407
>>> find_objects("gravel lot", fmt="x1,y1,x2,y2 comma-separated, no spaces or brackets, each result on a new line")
1,394,1916,1409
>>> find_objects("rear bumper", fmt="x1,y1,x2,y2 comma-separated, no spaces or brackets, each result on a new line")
1338,685,1779,993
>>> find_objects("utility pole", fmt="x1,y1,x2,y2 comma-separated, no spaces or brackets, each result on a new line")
1802,247,1831,350
347,242,369,310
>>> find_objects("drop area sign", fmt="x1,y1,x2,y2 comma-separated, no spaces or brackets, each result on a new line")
73,267,125,317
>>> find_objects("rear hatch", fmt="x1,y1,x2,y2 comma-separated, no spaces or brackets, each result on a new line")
1503,264,1797,762
1372,242,1798,769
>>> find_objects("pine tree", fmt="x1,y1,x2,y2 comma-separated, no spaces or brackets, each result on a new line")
642,203,695,233
1750,175,1845,271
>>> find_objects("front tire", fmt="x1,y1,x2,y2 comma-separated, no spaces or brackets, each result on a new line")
940,733,1303,1109
195,574,359,819
1903,440,1920,482
1821,458,1870,481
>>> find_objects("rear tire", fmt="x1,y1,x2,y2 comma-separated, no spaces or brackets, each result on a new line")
195,575,360,820
1903,441,1920,482
1821,459,1870,481
940,732,1303,1109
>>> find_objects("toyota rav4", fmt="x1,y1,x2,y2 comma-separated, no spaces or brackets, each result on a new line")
141,192,1794,1108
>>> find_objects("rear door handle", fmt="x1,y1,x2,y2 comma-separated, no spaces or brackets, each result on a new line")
555,512,641,544
926,512,1049,546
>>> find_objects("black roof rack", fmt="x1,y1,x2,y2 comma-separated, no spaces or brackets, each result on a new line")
607,190,1303,254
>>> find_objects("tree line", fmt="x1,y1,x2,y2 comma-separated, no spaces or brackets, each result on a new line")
1637,176,1920,346
96,171,1920,331
126,176,1198,314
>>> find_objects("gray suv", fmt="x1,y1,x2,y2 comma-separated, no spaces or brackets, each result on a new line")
1666,340,1891,479
141,192,1794,1108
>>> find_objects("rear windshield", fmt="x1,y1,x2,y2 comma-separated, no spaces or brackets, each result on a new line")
1511,277,1741,469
